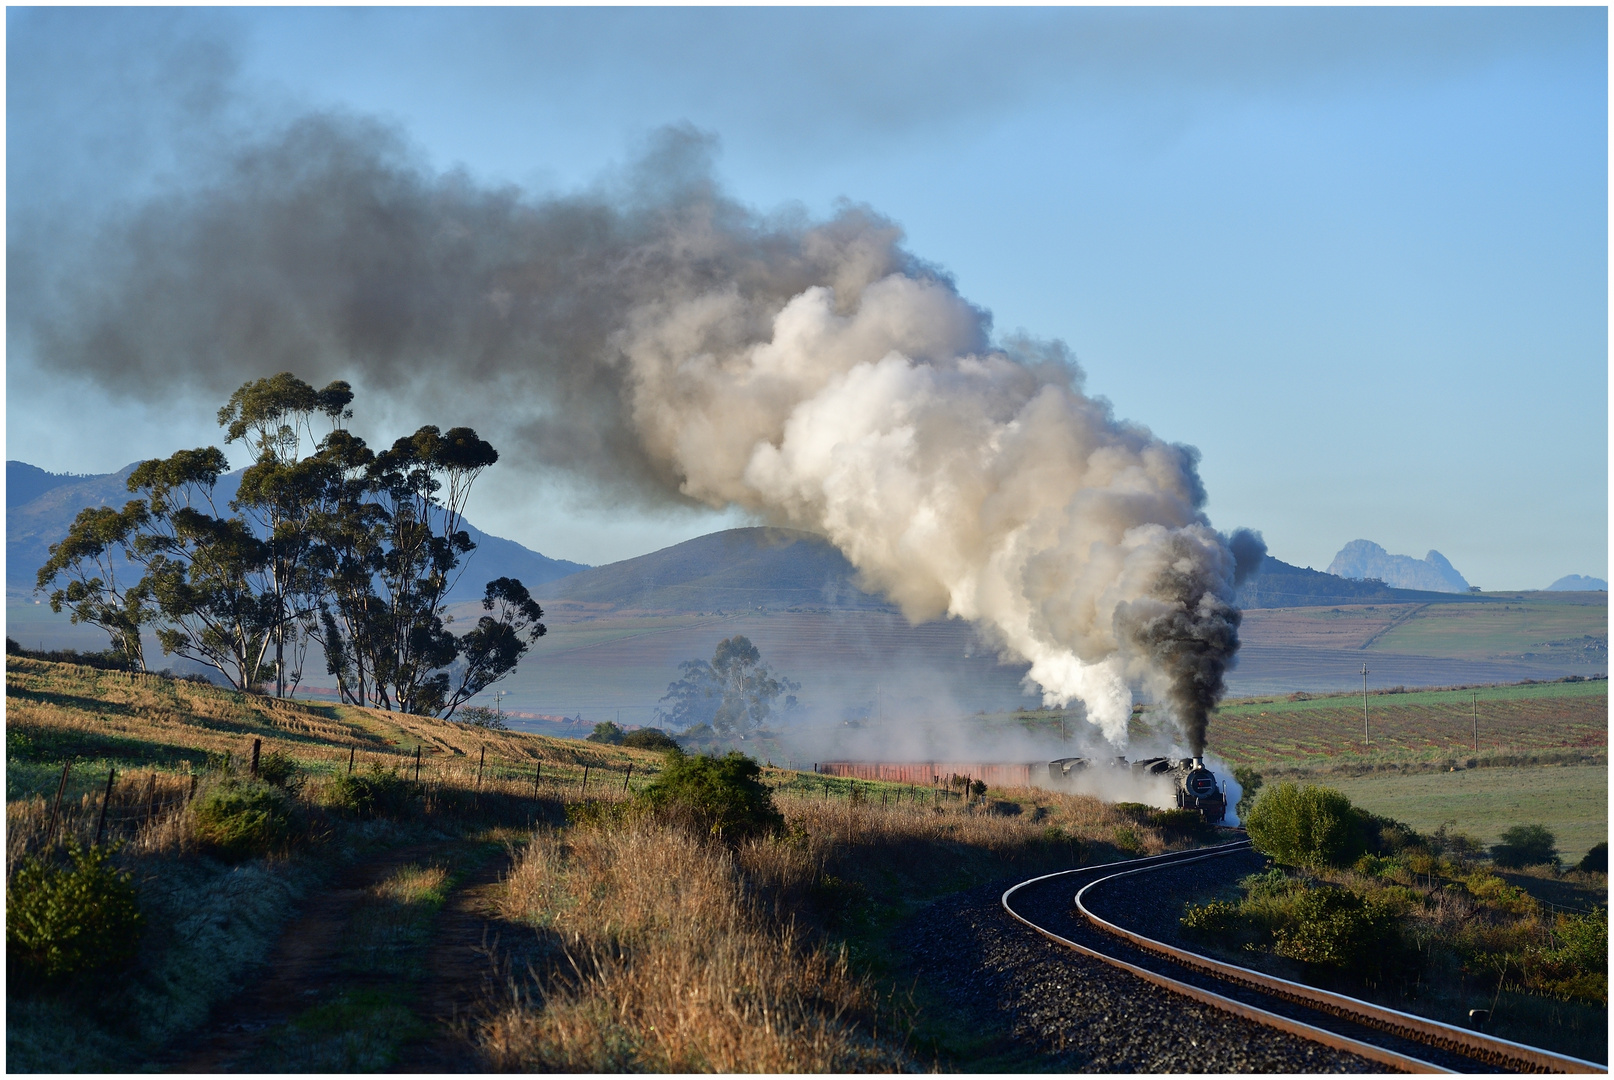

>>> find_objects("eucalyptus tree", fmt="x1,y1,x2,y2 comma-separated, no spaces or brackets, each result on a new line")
35,501,152,670
658,635,799,736
35,372,547,713
127,446,278,690
219,373,354,696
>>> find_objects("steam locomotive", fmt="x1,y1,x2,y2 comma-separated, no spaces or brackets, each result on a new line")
1048,755,1228,823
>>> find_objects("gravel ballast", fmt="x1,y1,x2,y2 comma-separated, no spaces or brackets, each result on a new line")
896,856,1379,1073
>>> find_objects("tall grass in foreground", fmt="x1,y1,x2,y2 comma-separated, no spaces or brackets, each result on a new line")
480,784,1194,1071
483,821,906,1072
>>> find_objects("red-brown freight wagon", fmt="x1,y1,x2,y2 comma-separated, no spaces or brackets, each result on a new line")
816,761,1036,787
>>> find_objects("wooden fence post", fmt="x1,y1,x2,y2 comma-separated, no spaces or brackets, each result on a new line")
145,772,157,827
45,760,74,847
348,745,356,775
477,746,486,788
414,745,422,783
580,764,590,797
94,768,116,846
534,763,542,796
623,763,633,792
250,738,261,778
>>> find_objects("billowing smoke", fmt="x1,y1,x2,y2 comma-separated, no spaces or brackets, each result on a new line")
11,115,1262,750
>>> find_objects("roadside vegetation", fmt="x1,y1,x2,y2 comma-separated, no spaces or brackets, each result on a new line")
1184,781,1608,1062
4,656,665,1071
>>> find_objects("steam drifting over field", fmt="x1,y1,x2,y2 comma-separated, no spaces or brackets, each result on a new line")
14,118,1263,751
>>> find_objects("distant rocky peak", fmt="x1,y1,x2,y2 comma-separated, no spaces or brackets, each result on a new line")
1326,539,1470,594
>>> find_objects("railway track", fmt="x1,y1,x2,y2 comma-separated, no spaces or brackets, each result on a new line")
1002,840,1604,1074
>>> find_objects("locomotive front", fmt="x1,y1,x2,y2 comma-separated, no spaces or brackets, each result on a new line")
1176,757,1226,823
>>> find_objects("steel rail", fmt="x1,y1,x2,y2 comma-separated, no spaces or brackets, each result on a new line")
1003,842,1453,1074
1072,844,1602,1074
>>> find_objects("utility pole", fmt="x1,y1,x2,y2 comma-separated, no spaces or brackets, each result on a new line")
1360,664,1371,749
495,690,507,722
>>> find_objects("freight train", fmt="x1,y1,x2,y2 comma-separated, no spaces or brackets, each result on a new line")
1048,754,1228,823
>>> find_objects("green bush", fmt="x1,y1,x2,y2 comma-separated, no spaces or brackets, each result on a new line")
1181,899,1245,935
7,842,142,982
1149,808,1208,836
1577,841,1607,874
635,749,783,840
1490,824,1559,869
586,721,625,744
1271,886,1398,971
621,727,679,751
326,763,413,820
1245,783,1366,870
1112,802,1155,823
256,750,304,793
1358,811,1425,857
192,778,292,860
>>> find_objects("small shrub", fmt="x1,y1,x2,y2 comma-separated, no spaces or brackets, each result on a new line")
1112,801,1155,824
327,763,413,820
586,721,625,744
635,750,783,840
1358,811,1425,857
1490,824,1559,869
192,778,292,860
1245,783,1366,870
1181,899,1244,935
1149,808,1207,836
8,842,142,982
458,706,509,731
1271,886,1397,971
1241,867,1294,898
1112,826,1143,855
621,727,679,751
1577,841,1607,874
256,750,304,793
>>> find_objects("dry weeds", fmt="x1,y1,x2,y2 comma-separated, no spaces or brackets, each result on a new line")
482,821,910,1072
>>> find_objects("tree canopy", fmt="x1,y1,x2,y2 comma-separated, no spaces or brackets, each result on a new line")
657,635,798,736
36,372,545,718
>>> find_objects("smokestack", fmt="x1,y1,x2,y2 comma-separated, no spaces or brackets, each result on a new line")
14,117,1263,754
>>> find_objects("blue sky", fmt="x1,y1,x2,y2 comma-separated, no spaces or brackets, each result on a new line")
7,7,1607,588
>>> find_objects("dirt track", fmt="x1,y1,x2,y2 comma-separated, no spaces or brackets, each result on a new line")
169,841,515,1073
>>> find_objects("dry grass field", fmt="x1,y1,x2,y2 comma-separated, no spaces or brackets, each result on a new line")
5,655,662,808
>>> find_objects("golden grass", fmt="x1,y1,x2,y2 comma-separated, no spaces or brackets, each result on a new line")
6,656,666,795
482,821,910,1072
373,863,450,905
477,783,1200,1072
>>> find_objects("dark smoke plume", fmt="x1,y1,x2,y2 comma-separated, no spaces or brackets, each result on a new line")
1115,528,1265,755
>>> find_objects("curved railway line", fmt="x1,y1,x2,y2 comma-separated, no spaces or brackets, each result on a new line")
1002,839,1604,1074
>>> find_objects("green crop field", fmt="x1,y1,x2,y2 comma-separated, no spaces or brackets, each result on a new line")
1369,597,1607,663
1323,764,1607,866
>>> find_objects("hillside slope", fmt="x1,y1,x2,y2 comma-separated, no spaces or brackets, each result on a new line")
536,526,895,613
